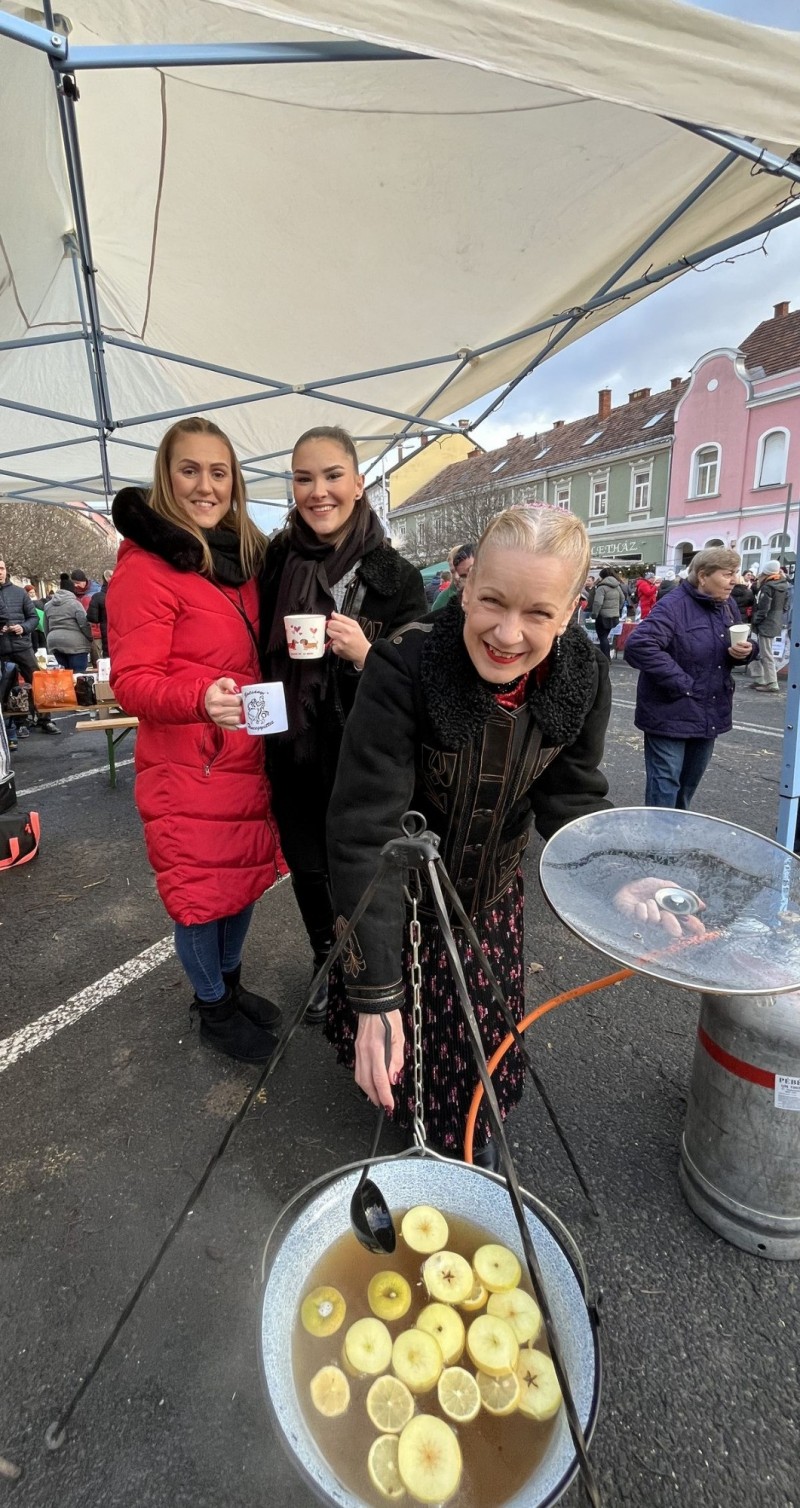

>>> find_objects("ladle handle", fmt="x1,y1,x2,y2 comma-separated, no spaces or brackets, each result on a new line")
354,1014,393,1192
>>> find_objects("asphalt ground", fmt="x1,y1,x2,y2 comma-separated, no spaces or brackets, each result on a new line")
0,663,797,1508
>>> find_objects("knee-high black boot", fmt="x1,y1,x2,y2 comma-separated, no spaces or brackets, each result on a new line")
291,870,334,1024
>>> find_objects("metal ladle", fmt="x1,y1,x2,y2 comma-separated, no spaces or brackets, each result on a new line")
349,1014,397,1254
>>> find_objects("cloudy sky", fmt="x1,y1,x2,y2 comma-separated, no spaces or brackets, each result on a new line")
463,0,800,453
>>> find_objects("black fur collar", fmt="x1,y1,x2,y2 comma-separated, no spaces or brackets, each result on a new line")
112,487,205,572
420,597,599,749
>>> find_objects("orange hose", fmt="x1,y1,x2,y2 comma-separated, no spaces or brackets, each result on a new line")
463,968,633,1163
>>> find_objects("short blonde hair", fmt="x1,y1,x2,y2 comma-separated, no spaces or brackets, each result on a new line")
150,416,267,578
474,506,590,596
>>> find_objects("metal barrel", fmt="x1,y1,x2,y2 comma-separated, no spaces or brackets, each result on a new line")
679,991,800,1259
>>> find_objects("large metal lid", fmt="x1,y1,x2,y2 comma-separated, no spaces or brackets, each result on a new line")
539,808,800,995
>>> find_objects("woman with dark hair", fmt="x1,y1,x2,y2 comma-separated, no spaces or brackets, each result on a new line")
431,542,476,612
107,416,284,1064
258,426,427,1020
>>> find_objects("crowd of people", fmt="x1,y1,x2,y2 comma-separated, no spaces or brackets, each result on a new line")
1,423,787,1164
0,564,117,751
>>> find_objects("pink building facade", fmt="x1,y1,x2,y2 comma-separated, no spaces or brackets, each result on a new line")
666,306,800,574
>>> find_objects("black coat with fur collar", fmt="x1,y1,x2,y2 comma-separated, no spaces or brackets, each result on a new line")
327,600,611,1013
258,529,427,785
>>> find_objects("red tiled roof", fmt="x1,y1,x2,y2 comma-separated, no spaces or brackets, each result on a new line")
740,307,800,378
394,383,686,513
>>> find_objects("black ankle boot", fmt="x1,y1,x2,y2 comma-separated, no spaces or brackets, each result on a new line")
304,949,331,1025
222,964,282,1029
192,988,277,1064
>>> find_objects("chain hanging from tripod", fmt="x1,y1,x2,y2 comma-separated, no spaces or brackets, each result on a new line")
405,873,427,1148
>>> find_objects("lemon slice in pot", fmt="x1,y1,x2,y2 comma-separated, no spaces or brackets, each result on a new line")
437,1365,481,1424
366,1375,415,1434
368,1434,406,1500
309,1364,350,1418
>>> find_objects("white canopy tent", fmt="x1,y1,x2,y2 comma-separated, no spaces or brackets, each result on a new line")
2,0,800,507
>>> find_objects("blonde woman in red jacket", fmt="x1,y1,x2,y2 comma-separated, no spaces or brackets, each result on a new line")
107,417,283,1064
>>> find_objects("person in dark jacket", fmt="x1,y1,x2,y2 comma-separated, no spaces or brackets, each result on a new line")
624,547,753,808
326,506,614,1166
591,568,626,659
258,426,426,1022
0,557,58,735
730,572,754,624
750,561,789,694
87,570,113,657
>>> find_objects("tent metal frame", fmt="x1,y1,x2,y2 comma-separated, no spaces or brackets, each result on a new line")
3,5,800,840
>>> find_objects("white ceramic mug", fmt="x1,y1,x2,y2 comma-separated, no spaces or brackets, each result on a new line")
239,681,288,736
284,614,326,660
728,623,751,646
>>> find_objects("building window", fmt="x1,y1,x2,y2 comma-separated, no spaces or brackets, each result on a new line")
631,467,651,511
554,480,571,510
590,477,608,518
691,444,720,498
756,429,788,488
739,534,762,573
705,537,725,548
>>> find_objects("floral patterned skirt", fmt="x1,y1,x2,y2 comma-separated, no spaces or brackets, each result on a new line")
325,875,526,1153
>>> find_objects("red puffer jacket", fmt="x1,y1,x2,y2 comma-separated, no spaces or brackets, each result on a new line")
107,489,281,926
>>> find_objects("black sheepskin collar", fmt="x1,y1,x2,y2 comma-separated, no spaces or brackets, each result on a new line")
112,486,205,573
420,597,599,749
357,542,405,596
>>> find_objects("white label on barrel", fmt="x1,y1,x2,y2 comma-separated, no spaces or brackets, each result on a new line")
774,1075,800,1111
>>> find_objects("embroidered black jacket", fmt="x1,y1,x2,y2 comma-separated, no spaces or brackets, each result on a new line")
327,599,612,1013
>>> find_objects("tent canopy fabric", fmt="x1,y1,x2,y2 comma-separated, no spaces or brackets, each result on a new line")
1,0,800,504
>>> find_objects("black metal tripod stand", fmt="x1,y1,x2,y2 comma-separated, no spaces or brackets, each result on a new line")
267,811,602,1508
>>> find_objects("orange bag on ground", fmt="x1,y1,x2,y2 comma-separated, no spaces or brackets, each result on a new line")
32,668,77,709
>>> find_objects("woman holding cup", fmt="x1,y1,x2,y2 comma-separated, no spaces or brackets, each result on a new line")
259,426,426,1021
107,417,284,1064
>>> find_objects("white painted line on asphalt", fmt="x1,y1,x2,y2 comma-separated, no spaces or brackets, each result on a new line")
0,936,174,1076
16,759,135,797
611,698,783,739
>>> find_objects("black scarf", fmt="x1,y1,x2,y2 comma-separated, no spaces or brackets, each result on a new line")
206,525,248,587
267,506,384,760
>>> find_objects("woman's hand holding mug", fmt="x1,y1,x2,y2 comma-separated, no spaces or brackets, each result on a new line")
326,611,371,668
204,676,244,729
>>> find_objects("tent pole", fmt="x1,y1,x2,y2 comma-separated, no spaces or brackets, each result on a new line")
55,41,426,72
0,437,91,463
468,194,800,367
0,10,65,55
0,332,85,352
0,396,98,427
64,231,113,505
471,148,741,428
0,465,107,495
116,389,462,434
103,335,291,392
670,122,800,187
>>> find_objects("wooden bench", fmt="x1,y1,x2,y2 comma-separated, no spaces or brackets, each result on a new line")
75,715,138,787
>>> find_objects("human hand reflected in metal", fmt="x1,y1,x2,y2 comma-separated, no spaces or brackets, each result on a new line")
614,878,706,939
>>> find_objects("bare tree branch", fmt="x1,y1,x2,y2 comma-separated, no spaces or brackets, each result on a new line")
0,499,117,584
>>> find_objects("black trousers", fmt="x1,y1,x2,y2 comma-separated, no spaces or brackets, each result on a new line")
594,615,617,661
0,641,51,722
269,747,335,960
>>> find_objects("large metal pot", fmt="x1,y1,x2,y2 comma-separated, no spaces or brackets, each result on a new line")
259,1155,600,1508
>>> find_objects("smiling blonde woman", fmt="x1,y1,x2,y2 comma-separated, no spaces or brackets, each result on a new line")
324,506,612,1167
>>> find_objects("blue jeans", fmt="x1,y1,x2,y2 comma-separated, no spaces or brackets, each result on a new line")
53,650,89,671
174,903,255,1003
644,733,715,810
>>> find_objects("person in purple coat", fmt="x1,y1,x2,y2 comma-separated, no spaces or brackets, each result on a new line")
624,547,753,809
